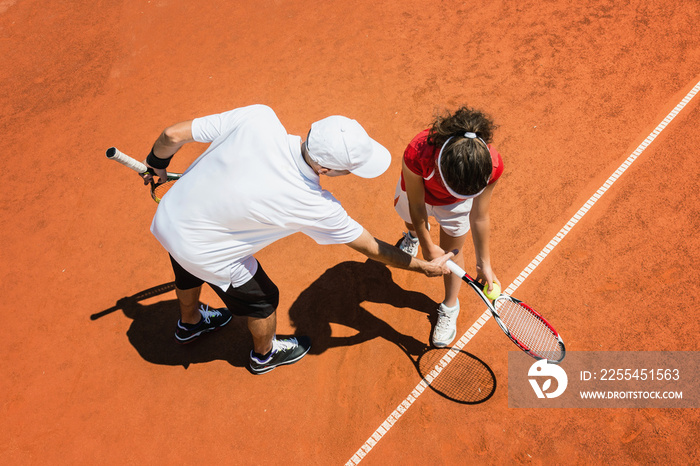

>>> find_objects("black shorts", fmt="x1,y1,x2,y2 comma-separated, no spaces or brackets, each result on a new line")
169,255,279,319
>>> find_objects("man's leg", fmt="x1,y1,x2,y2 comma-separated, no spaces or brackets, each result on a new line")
176,285,203,324
174,285,232,343
169,256,232,344
247,308,311,375
247,312,276,355
235,262,310,374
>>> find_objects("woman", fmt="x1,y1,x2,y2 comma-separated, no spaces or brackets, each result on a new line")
394,106,504,347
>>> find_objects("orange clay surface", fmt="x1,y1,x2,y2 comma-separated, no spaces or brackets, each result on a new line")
1,0,699,464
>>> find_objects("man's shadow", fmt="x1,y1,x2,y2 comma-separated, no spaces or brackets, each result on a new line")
289,259,438,357
91,283,251,369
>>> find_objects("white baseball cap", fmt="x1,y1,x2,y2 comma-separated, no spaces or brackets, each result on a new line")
306,116,391,178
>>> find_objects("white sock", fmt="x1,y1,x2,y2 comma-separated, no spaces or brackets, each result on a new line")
441,300,459,312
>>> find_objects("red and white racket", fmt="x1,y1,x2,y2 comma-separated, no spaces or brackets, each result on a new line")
446,260,566,363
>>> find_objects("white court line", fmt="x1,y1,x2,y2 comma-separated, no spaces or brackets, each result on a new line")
346,80,700,466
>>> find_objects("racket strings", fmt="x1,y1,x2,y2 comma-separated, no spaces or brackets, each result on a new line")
496,300,563,361
152,179,177,202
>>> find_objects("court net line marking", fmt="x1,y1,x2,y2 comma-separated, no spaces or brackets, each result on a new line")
346,79,700,466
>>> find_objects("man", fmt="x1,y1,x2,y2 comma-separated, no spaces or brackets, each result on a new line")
143,104,453,374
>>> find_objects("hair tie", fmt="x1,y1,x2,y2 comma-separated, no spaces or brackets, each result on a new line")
463,131,488,149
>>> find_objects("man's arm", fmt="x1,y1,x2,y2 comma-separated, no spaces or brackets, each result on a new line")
346,229,453,277
143,120,195,181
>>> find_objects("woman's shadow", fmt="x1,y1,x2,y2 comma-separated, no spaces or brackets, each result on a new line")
289,259,438,357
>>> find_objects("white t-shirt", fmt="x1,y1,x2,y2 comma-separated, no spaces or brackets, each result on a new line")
151,105,364,289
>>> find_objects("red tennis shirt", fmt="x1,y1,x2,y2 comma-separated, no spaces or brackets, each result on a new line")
400,129,504,206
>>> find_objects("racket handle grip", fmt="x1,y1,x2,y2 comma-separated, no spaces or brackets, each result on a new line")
446,260,466,277
106,147,149,174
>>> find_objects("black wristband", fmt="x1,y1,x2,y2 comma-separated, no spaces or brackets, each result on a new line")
146,148,173,169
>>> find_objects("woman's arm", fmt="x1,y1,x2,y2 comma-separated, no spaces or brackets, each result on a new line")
469,182,500,292
403,159,444,260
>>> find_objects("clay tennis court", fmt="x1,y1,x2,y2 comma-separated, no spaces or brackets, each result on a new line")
2,0,699,463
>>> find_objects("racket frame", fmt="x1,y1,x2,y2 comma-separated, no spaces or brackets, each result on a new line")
106,147,181,203
445,260,565,363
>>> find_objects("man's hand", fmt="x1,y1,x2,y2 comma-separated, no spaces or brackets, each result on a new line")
141,163,167,185
422,250,456,277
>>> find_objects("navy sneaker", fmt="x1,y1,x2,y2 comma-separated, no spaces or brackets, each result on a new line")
175,304,232,344
249,336,311,374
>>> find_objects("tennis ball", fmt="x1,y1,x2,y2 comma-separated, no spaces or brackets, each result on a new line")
483,282,501,300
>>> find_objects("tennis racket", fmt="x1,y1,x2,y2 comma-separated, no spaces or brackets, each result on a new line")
106,147,181,203
446,260,565,363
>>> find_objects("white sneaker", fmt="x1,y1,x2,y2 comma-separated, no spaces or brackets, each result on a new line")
398,232,419,257
432,301,460,347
